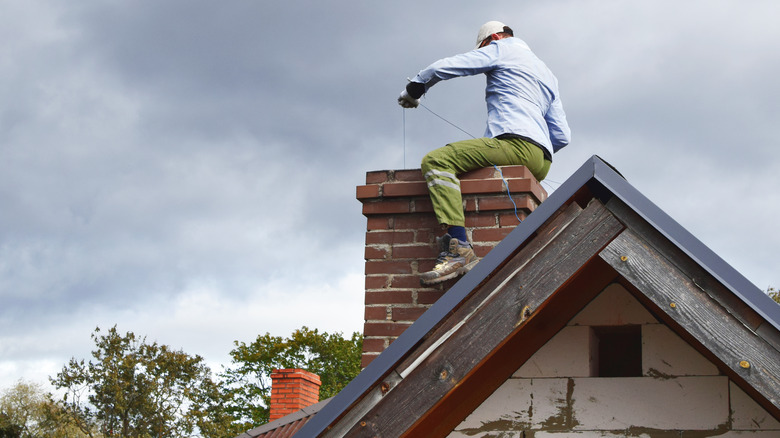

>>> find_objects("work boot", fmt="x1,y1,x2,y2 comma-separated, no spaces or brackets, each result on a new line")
420,234,479,285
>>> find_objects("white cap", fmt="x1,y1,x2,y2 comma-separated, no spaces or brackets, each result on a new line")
475,21,507,49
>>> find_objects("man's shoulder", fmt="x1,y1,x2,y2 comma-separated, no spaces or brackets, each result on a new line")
502,37,531,51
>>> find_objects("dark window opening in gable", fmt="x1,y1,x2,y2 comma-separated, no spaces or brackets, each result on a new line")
592,325,642,377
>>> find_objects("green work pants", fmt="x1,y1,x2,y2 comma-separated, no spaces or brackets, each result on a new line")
421,136,551,228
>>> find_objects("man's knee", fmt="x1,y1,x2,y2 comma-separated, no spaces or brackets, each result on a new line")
421,152,435,173
421,145,453,174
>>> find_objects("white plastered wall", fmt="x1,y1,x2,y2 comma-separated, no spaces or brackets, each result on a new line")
448,284,780,437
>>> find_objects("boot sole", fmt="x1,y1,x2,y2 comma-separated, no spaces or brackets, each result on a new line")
420,259,479,285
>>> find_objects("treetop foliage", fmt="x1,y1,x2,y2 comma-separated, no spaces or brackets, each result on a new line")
50,326,236,438
220,326,362,428
768,286,779,304
0,379,89,438
3,325,362,437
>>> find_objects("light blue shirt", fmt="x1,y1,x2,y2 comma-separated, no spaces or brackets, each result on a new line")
411,37,570,156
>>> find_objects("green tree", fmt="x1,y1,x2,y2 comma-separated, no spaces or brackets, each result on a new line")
50,326,238,438
0,380,89,438
769,286,779,304
220,326,362,428
0,413,22,438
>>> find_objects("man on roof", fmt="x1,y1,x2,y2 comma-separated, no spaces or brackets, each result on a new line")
399,20,571,285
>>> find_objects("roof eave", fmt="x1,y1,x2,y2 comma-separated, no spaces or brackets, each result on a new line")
296,155,780,437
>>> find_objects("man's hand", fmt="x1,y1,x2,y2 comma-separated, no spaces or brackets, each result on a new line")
398,89,419,108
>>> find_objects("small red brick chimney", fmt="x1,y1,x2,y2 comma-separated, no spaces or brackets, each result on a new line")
356,165,547,367
268,368,321,422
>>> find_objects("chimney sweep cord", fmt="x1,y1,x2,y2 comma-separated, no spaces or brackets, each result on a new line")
403,108,407,168
420,103,478,140
493,165,523,224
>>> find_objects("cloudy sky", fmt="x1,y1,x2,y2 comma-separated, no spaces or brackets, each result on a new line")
1,1,779,391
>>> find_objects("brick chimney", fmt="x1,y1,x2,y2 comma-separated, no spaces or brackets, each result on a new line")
356,165,547,367
268,368,321,422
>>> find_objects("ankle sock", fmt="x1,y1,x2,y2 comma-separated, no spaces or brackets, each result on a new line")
447,226,468,243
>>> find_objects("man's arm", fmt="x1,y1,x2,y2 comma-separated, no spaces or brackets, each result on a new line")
413,49,496,89
546,97,571,152
399,47,497,108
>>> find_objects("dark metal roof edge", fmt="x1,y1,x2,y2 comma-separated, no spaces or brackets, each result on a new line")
294,157,600,438
590,158,780,331
240,398,333,438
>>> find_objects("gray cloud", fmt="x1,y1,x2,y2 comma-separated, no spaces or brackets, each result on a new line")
1,0,779,389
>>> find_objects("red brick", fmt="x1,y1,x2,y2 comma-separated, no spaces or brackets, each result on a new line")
361,338,386,353
506,178,537,194
363,322,411,337
477,195,533,212
366,171,389,184
366,231,414,245
393,214,439,230
356,184,380,200
383,181,428,197
474,244,497,258
366,217,391,230
532,184,547,202
365,275,389,290
498,212,525,227
417,290,446,304
364,246,389,260
269,369,321,421
362,200,411,215
465,212,497,228
390,275,423,289
415,228,437,244
364,306,388,320
359,165,546,359
365,260,412,275
365,290,413,304
412,198,435,213
504,166,532,179
395,169,425,182
361,353,378,368
473,227,514,242
392,307,427,321
392,245,434,259
462,179,509,194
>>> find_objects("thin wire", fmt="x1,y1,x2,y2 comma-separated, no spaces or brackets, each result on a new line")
403,108,407,169
541,179,562,192
418,102,523,223
420,103,477,139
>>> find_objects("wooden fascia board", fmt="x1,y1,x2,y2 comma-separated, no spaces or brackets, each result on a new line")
605,198,769,333
605,196,780,355
600,228,780,418
337,199,624,438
